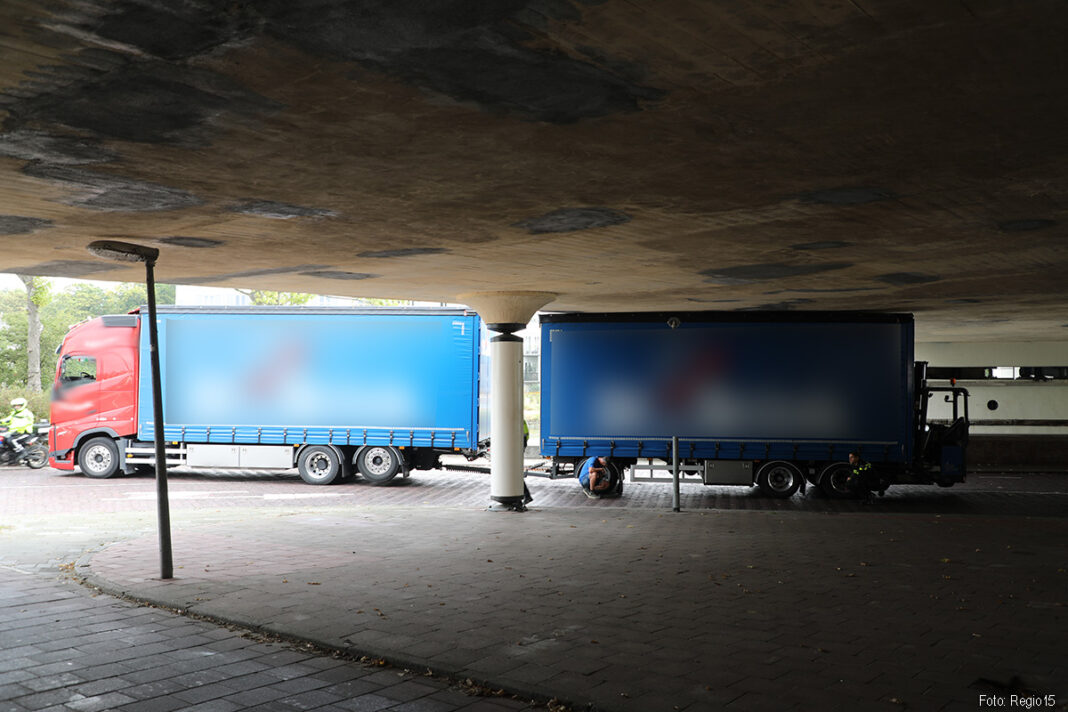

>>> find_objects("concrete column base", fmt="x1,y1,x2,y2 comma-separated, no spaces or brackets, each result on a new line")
487,498,528,513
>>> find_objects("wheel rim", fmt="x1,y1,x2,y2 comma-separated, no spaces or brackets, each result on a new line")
27,449,46,467
765,465,796,493
363,447,393,476
304,450,336,481
85,445,112,475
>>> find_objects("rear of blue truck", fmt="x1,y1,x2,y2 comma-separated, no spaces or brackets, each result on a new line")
540,311,966,498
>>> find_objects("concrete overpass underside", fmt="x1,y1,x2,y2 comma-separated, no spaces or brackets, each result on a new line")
1,1,1066,341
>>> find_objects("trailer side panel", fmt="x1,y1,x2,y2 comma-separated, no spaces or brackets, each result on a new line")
137,311,481,449
541,312,913,463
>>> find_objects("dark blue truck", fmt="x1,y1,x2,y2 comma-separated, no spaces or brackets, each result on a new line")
539,311,969,497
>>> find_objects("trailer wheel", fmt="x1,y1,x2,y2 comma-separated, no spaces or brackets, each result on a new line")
78,437,120,479
355,446,401,484
297,445,341,485
818,462,853,498
756,461,802,498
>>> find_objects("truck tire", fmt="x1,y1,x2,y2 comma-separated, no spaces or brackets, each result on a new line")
355,446,401,484
297,446,341,485
818,462,852,498
78,437,120,479
756,461,802,498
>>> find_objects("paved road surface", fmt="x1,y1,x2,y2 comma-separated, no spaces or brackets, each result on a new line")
2,464,1065,711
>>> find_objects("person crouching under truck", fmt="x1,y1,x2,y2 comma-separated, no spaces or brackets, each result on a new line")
577,455,623,499
846,450,885,503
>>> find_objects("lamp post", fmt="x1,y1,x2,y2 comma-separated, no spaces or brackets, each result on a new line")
87,240,172,580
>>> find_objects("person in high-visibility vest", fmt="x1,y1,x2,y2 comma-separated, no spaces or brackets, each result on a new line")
846,450,874,503
1,397,34,453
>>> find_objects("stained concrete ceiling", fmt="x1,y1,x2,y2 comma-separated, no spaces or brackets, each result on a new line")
1,1,1066,341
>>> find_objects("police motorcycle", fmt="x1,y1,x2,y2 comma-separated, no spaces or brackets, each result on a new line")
0,397,47,469
0,427,47,468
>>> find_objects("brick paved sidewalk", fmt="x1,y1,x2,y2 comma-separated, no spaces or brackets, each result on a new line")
0,566,536,712
79,505,1067,712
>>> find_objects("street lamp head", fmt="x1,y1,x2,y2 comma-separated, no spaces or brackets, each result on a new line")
87,240,160,264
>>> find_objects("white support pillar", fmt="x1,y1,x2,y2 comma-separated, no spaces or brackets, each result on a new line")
457,291,555,511
489,323,525,508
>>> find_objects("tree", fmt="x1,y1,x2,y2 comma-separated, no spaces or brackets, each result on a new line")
0,279,175,389
17,275,50,392
234,289,315,306
0,288,29,388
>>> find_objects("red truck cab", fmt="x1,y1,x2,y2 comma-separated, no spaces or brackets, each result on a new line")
50,314,141,472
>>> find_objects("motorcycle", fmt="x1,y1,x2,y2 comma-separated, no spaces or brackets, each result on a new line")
0,427,48,469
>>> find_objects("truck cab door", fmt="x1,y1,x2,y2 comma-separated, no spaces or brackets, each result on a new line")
51,354,101,452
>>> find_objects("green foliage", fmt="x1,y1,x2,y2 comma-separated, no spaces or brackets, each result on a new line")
0,280,176,389
235,289,315,305
0,385,50,424
0,289,29,390
24,277,51,309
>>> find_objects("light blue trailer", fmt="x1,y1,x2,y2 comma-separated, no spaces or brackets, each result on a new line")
126,307,481,484
540,311,969,497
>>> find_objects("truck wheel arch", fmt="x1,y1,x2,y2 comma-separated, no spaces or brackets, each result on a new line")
72,429,124,476
72,428,122,451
